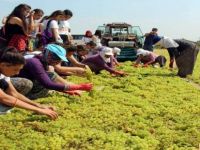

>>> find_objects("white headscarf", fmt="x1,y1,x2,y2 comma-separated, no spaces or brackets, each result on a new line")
136,48,151,56
99,47,113,63
158,36,179,48
113,47,121,55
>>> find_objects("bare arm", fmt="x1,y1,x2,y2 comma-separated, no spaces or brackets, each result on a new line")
27,11,35,34
67,55,86,68
8,17,28,35
51,28,63,43
6,81,52,109
0,89,57,119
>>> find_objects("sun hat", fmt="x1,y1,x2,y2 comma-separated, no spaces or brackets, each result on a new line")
113,47,121,55
45,44,68,62
102,47,113,56
136,48,151,56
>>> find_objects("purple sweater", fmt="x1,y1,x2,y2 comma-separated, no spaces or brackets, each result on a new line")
19,57,65,91
82,54,115,74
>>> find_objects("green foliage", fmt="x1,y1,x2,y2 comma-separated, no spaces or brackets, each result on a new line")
0,50,200,149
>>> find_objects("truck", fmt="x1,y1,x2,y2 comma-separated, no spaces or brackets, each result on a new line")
97,22,144,61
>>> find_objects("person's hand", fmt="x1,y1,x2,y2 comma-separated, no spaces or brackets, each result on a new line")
37,108,58,120
30,11,35,16
36,104,56,111
115,70,127,77
143,64,149,68
63,90,82,96
133,64,139,68
48,66,55,72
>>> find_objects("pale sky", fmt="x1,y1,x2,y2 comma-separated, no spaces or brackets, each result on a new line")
0,0,200,41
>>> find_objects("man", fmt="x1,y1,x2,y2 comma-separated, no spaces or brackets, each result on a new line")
143,28,160,51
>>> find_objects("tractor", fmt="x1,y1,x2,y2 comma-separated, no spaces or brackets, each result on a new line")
97,22,144,61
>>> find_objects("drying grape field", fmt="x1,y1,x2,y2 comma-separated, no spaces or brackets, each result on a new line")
0,50,199,150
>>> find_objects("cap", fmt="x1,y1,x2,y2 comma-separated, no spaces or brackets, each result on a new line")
45,44,68,62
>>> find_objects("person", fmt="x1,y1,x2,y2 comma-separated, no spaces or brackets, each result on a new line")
156,36,179,69
143,28,160,51
133,48,166,67
82,30,93,44
112,47,121,66
92,30,102,47
156,37,199,77
82,47,126,76
0,47,58,119
53,45,87,77
1,16,7,25
41,10,68,46
85,41,98,57
76,45,89,61
18,44,93,99
58,9,73,45
4,4,34,52
28,8,44,51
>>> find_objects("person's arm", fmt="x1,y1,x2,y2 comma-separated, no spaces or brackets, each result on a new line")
6,81,54,110
112,57,120,66
27,11,35,34
0,89,58,120
134,56,142,66
2,16,7,24
67,55,86,68
54,63,85,76
50,21,63,43
8,17,28,35
143,53,156,66
52,28,63,43
27,59,66,91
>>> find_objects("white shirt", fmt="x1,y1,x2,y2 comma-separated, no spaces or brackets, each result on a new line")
0,74,10,82
92,36,102,47
58,21,71,35
42,20,63,43
82,37,92,44
43,20,59,33
158,36,179,48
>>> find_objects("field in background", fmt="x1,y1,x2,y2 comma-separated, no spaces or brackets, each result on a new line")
0,49,199,149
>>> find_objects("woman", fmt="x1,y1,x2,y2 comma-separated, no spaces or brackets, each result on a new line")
82,30,93,44
58,9,73,45
18,44,93,99
41,10,68,46
133,48,166,67
112,47,121,66
156,37,199,77
82,47,126,76
156,36,179,68
0,47,58,120
5,4,34,52
54,46,87,77
92,30,102,47
28,8,44,51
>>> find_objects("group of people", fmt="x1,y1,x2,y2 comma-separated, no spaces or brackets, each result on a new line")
0,4,199,120
135,28,199,78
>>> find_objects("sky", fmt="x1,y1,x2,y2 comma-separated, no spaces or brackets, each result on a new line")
0,0,200,41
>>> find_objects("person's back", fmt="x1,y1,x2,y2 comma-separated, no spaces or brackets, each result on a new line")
143,28,158,51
